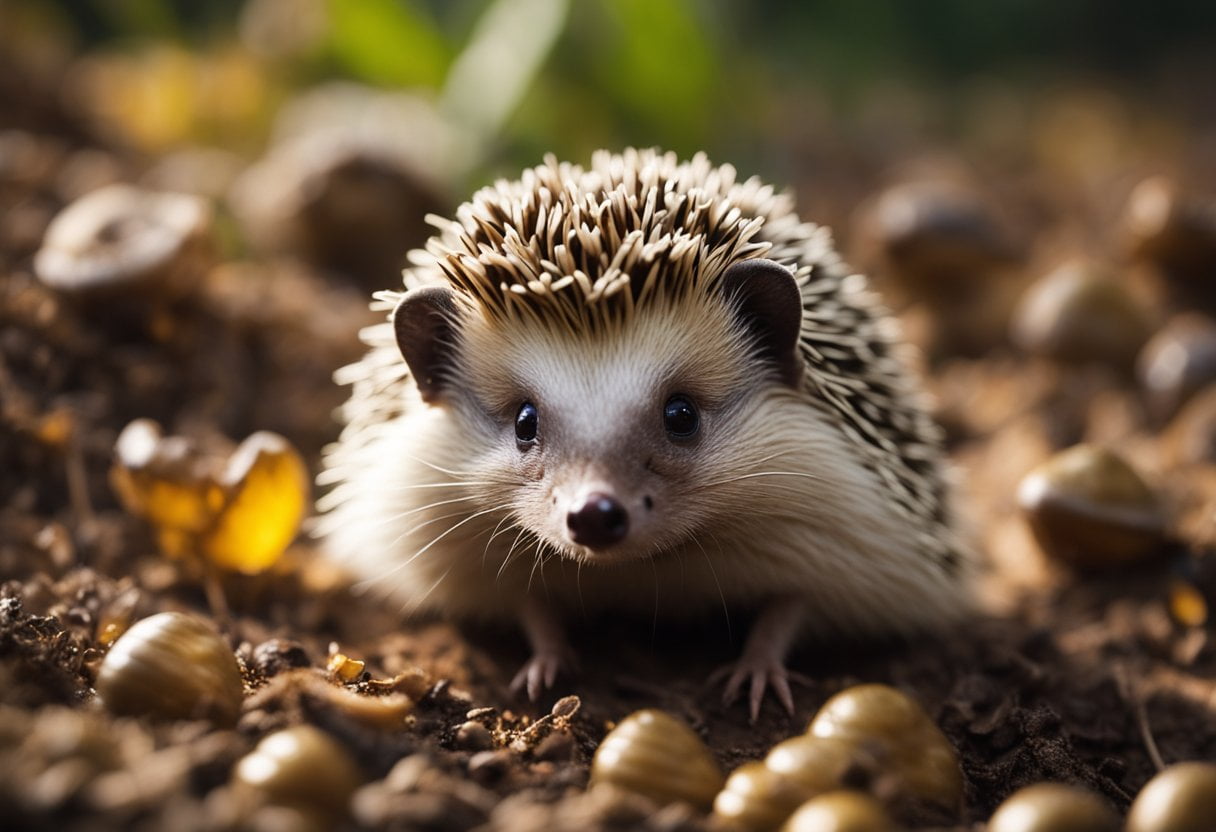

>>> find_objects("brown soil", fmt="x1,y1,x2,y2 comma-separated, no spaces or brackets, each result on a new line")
4,117,1216,832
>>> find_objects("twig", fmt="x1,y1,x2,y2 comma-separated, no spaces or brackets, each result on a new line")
65,431,96,545
201,560,232,634
1133,694,1167,774
1115,663,1167,773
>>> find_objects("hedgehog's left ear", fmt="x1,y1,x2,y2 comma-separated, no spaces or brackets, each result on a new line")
719,258,804,386
393,286,461,404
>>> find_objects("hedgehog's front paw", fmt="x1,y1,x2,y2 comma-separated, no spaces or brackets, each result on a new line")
713,596,811,722
509,650,573,701
513,598,576,701
715,656,809,722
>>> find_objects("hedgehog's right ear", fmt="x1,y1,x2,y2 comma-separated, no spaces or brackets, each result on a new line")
719,258,805,387
393,287,461,403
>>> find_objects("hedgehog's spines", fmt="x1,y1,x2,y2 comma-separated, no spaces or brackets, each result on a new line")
331,148,959,572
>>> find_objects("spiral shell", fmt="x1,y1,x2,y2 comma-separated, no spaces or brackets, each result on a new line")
764,735,862,794
808,684,961,809
1126,762,1216,832
780,791,896,832
95,611,243,725
714,761,814,831
988,783,1119,832
234,725,362,816
590,709,723,809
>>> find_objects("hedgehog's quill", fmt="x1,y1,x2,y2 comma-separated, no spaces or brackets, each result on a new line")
317,149,970,720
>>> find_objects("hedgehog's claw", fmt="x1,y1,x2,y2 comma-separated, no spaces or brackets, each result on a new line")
714,595,809,722
510,651,569,701
512,598,575,701
718,657,798,722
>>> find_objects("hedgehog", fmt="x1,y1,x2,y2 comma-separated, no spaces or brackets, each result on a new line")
316,148,969,719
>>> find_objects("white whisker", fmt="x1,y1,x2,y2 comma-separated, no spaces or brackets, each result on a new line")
526,538,545,594
648,553,660,641
691,532,731,642
399,503,513,570
694,470,829,491
383,506,485,552
405,454,526,486
400,565,453,618
400,494,480,516
482,512,517,568
359,503,512,590
497,527,530,583
357,494,481,533
576,559,585,617
381,480,516,490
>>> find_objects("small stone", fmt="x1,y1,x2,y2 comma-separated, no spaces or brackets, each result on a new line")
252,639,311,678
381,754,432,793
468,750,512,785
1123,176,1216,287
533,730,574,762
1137,314,1216,423
1011,259,1151,371
455,720,494,751
1018,444,1166,568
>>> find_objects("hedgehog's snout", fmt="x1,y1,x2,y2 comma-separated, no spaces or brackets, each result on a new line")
566,492,629,549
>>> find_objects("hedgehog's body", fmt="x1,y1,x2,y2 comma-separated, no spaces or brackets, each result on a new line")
317,150,968,716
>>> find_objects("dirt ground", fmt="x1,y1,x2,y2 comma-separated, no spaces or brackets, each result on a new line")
5,81,1216,831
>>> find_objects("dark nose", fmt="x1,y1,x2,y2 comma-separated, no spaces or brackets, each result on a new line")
566,492,629,548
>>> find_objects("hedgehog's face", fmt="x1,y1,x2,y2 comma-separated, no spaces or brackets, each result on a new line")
392,258,805,565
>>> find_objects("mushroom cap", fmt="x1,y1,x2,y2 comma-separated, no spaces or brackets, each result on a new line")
1138,313,1216,422
866,181,1015,289
1011,259,1151,368
35,183,211,295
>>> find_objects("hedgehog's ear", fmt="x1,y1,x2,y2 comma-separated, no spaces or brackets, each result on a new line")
393,287,461,404
720,258,805,387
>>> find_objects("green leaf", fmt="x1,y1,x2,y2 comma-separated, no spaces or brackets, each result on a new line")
325,0,450,88
586,0,718,152
440,0,569,141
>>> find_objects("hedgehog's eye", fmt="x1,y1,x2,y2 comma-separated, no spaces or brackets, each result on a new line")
663,395,699,439
515,401,539,444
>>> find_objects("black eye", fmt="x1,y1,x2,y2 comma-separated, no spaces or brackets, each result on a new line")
663,395,699,439
515,402,539,444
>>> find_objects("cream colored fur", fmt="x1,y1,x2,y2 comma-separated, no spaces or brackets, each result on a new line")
316,293,964,637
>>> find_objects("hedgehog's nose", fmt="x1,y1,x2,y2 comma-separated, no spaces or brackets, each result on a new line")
567,492,629,548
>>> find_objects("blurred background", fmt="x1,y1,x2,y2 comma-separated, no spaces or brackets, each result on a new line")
6,0,1216,251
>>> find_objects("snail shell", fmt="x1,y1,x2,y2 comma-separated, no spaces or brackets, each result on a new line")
95,611,243,725
988,783,1119,832
1017,444,1166,568
1126,762,1216,832
234,724,362,816
713,760,814,831
808,684,961,810
590,709,723,809
764,734,862,794
780,790,896,832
